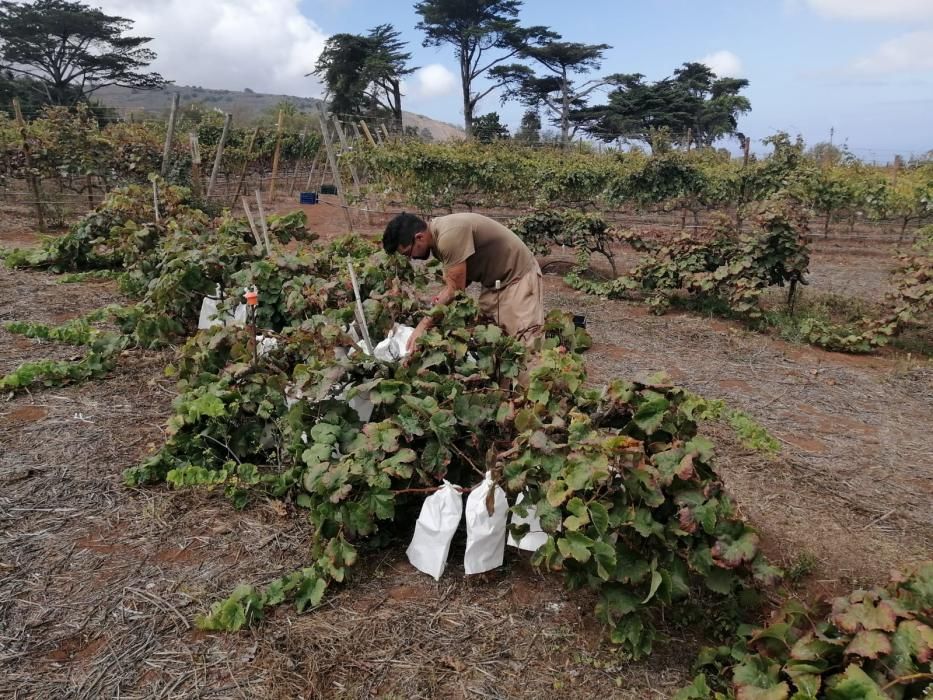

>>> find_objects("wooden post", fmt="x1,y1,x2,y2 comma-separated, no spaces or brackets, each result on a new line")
268,109,285,201
153,179,161,224
316,107,353,230
359,120,376,147
303,146,323,192
350,121,362,142
685,128,692,153
379,124,390,142
332,116,361,198
86,174,94,209
285,128,308,197
231,126,259,205
207,112,232,200
160,93,180,177
241,197,263,249
189,132,202,199
12,98,45,232
743,136,751,167
254,189,273,254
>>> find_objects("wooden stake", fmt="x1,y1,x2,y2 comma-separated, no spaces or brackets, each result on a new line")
332,116,361,198
207,112,232,200
347,259,373,355
268,109,285,201
241,197,262,248
359,120,376,147
379,124,390,142
743,136,751,167
12,98,45,232
685,128,692,152
153,179,161,224
254,189,273,255
286,128,308,197
303,146,323,192
231,126,259,205
160,93,180,177
189,132,202,199
316,107,353,230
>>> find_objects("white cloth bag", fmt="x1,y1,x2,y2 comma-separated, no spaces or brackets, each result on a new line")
463,472,508,574
198,284,247,330
506,492,549,552
406,481,463,581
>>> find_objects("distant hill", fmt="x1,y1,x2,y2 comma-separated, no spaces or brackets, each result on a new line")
94,85,465,142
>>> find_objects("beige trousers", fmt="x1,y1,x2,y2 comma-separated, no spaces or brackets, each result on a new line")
478,262,544,340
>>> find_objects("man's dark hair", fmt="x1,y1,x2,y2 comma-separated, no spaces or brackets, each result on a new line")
383,212,427,254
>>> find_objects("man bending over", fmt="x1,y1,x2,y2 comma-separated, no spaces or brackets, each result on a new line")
383,212,544,352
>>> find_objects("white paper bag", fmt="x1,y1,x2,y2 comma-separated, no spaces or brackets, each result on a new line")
199,284,248,329
373,324,415,362
507,492,549,552
464,472,508,575
256,335,278,357
406,481,463,581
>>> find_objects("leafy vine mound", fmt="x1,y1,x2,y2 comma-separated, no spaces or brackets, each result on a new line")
799,227,933,353
677,563,933,699
509,208,622,276
122,261,780,658
1,180,780,656
2,176,318,391
557,200,810,319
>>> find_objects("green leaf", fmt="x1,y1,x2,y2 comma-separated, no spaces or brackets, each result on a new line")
591,540,617,581
294,575,327,613
596,584,640,625
632,391,669,434
712,530,760,569
589,501,610,535
556,531,592,563
546,479,571,507
831,597,898,633
733,657,789,700
673,674,712,700
824,664,887,700
706,567,737,595
843,630,892,659
642,565,663,604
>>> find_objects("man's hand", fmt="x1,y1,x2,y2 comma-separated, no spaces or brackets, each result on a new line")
406,317,433,355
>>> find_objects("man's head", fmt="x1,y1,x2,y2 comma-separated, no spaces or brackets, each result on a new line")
383,213,431,260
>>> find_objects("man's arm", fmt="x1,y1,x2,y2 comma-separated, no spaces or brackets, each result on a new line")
407,262,468,353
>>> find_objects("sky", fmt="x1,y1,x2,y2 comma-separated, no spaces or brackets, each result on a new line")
79,0,933,160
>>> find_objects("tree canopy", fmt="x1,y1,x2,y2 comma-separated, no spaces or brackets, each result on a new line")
572,62,751,149
492,38,621,144
414,0,550,138
0,0,166,106
472,111,510,142
313,24,414,130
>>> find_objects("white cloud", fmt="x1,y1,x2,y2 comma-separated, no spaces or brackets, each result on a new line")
853,31,933,74
412,64,457,98
79,0,328,96
799,0,933,21
699,50,744,77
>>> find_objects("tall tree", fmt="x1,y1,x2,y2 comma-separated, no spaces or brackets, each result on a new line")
572,62,751,149
414,0,550,138
472,111,509,143
491,38,621,144
0,0,166,106
514,108,540,144
313,24,414,130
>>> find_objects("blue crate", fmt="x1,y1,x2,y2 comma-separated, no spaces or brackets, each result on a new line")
299,192,319,204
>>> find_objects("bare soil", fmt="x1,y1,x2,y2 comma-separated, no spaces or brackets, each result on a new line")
1,200,930,698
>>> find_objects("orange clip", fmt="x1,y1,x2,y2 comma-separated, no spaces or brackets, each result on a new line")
245,289,259,306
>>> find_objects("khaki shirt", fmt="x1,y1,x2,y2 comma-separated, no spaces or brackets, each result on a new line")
429,213,535,289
